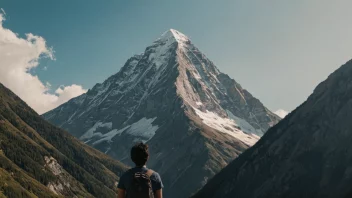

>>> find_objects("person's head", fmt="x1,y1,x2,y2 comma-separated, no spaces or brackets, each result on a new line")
131,142,149,166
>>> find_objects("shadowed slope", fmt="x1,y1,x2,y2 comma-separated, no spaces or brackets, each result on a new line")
0,83,128,197
194,59,352,198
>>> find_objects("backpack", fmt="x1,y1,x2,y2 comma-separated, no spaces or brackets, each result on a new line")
127,169,154,198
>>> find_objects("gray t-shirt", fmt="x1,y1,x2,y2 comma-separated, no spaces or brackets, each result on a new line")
118,166,164,193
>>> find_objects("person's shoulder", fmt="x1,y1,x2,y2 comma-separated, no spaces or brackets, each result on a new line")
151,170,160,176
121,168,134,178
118,168,134,189
150,170,162,180
148,170,164,189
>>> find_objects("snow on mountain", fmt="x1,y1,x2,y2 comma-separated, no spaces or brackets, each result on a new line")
194,108,260,146
43,29,280,198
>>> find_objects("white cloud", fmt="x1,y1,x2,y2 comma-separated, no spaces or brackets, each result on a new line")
274,109,289,118
0,11,87,114
1,8,6,16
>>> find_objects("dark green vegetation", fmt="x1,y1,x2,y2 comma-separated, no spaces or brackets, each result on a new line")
0,83,128,198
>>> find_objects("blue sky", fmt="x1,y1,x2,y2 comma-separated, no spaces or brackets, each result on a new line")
1,0,352,114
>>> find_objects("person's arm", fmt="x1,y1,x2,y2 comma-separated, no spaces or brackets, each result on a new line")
118,188,126,198
117,172,127,198
154,189,162,198
151,171,163,198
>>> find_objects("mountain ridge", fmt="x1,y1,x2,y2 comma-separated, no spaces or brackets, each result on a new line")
193,59,352,198
43,29,280,197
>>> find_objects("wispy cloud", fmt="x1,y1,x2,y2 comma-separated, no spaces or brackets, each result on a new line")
1,8,6,16
274,109,289,118
0,10,87,114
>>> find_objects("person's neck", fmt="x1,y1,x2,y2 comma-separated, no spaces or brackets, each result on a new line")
135,165,146,168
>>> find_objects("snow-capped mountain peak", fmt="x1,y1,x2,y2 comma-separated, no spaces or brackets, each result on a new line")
158,29,190,44
43,29,280,198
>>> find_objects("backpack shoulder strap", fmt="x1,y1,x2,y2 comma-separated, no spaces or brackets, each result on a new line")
146,169,154,178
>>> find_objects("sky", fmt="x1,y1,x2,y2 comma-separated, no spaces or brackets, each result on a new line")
1,1,352,116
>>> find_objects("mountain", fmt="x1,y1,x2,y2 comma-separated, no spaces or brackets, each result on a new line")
193,59,352,198
0,83,128,198
43,29,280,197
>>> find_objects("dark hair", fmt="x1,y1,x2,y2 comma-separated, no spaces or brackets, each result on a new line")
131,142,149,166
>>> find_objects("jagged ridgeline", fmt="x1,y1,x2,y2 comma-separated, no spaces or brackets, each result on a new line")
0,83,128,197
43,29,280,198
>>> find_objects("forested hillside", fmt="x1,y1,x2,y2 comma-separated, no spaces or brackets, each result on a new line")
0,83,128,197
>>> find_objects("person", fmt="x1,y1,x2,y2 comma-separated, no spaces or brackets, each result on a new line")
118,142,163,198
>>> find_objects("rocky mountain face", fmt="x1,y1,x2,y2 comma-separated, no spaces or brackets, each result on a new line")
0,83,128,198
43,29,280,198
194,59,352,198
